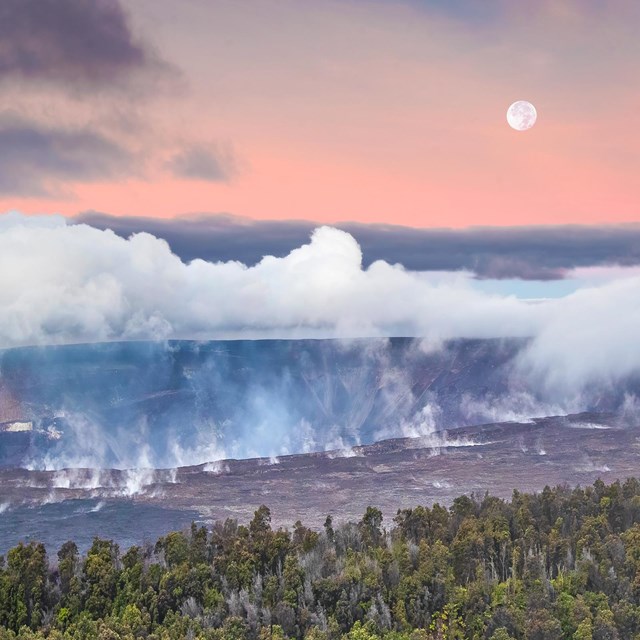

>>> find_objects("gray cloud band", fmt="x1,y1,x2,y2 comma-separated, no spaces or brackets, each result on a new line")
76,212,640,280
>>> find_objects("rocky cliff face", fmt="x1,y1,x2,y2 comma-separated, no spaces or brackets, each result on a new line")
0,338,636,469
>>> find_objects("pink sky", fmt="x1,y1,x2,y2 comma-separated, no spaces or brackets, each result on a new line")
2,0,639,227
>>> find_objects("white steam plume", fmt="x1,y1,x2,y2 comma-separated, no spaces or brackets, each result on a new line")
1,211,640,398
0,212,535,346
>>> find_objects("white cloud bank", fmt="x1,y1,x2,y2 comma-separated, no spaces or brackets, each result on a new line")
1,211,640,394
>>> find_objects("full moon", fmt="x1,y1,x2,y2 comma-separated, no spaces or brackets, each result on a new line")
507,101,537,131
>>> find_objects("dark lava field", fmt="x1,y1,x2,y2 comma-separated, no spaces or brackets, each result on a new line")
2,412,638,552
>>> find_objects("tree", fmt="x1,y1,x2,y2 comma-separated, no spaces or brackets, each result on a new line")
525,610,563,640
4,542,49,630
83,538,119,620
250,505,272,539
360,507,383,548
324,515,335,543
490,628,516,640
574,618,594,640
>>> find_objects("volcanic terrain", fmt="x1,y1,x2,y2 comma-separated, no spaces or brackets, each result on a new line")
2,411,639,552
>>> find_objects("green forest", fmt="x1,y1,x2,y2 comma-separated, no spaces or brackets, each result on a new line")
3,479,640,639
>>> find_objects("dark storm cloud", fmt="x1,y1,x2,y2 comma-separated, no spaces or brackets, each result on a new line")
0,117,132,196
168,146,237,182
74,212,640,280
0,0,158,85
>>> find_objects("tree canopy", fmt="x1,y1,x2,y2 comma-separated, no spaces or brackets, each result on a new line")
3,479,640,639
